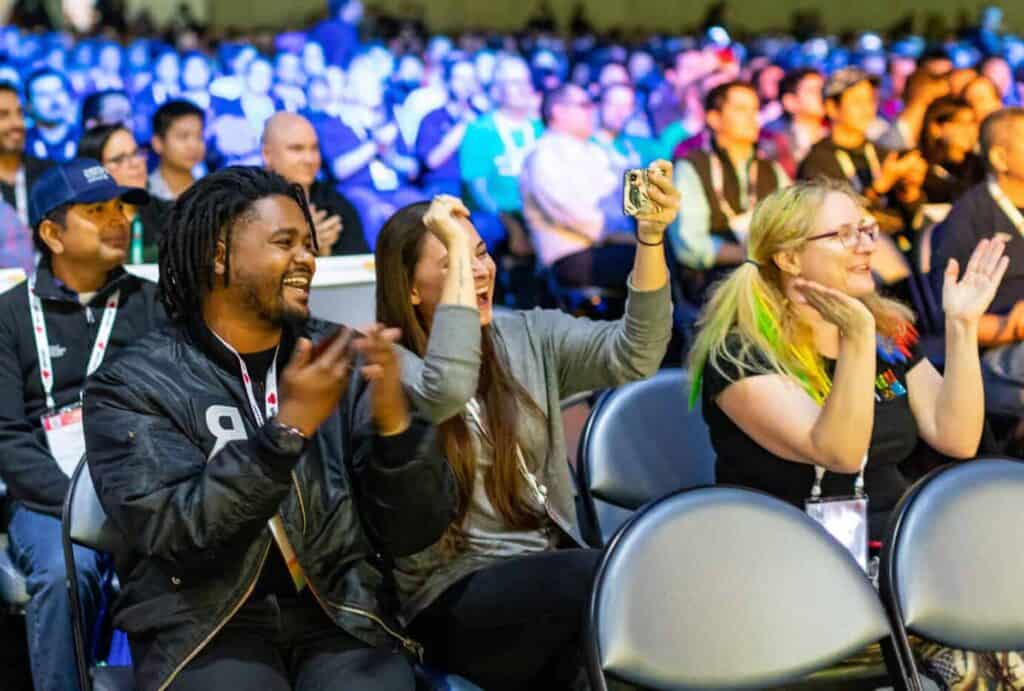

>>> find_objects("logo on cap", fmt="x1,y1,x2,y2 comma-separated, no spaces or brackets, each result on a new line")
83,166,111,184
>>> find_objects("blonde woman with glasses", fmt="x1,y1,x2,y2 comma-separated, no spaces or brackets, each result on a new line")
689,178,1007,542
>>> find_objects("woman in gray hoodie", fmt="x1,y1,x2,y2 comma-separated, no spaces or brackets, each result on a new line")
373,160,679,690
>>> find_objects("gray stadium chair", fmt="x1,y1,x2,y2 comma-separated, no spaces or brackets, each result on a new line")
577,368,716,545
0,479,30,611
880,458,1024,690
586,486,908,690
0,533,30,610
62,456,134,691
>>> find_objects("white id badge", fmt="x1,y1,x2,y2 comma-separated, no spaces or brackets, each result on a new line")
41,403,86,477
805,495,869,572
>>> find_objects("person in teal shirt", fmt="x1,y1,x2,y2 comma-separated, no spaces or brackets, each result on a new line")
594,83,679,172
458,56,543,252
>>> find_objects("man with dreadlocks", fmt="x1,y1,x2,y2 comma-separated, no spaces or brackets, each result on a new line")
82,166,456,691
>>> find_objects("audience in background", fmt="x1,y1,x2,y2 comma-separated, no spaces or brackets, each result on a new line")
24,69,78,162
0,82,51,226
80,88,134,132
876,69,950,151
415,58,480,199
980,54,1015,103
261,111,368,255
671,81,789,302
920,96,984,207
933,108,1024,419
0,198,32,273
78,124,170,263
520,84,633,289
321,58,421,248
459,55,542,255
949,67,979,96
760,67,827,180
963,74,1004,124
799,67,923,285
147,99,206,201
594,82,665,175
0,158,161,691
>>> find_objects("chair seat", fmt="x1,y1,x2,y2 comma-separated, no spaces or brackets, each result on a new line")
0,534,30,607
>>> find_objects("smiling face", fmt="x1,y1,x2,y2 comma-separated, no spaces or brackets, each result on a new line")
785,191,877,299
218,195,317,328
41,197,131,270
0,89,26,155
827,80,878,136
411,218,497,328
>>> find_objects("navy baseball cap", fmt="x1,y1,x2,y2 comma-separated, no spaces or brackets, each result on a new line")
29,157,150,229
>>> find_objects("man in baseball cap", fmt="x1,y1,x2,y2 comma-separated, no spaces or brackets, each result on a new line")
0,157,163,691
822,66,881,102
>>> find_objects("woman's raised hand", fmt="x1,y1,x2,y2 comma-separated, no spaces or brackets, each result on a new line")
942,237,1010,326
423,194,472,249
793,278,876,340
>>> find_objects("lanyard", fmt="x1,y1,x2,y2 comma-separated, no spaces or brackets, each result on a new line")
29,275,120,411
988,178,1024,236
709,151,758,220
835,143,881,194
209,331,279,424
209,330,308,591
130,216,144,265
811,454,868,500
13,166,27,226
493,112,537,160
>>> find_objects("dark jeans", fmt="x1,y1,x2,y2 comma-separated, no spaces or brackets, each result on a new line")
553,245,636,290
166,590,415,690
410,548,602,691
8,504,105,691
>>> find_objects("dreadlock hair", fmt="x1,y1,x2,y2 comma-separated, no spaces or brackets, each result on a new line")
158,166,317,322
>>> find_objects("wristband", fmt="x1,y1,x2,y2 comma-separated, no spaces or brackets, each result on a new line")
636,236,664,247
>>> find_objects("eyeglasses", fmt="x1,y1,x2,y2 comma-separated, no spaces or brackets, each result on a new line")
105,148,145,167
806,219,880,248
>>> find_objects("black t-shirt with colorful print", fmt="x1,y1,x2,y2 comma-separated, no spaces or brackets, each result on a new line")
702,331,924,540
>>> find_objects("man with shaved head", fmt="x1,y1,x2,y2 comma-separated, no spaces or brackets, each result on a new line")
262,112,368,255
933,108,1024,419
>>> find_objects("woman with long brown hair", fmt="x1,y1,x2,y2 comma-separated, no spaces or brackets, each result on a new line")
373,161,678,689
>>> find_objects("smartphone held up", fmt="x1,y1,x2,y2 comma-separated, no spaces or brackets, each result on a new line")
623,168,663,218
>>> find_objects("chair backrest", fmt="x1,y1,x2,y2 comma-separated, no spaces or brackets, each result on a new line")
587,486,893,691
63,455,125,555
881,458,1024,652
578,368,715,544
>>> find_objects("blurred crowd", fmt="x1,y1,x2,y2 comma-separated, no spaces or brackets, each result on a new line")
0,1,1023,302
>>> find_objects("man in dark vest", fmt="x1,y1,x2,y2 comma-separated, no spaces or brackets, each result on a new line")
668,80,790,303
